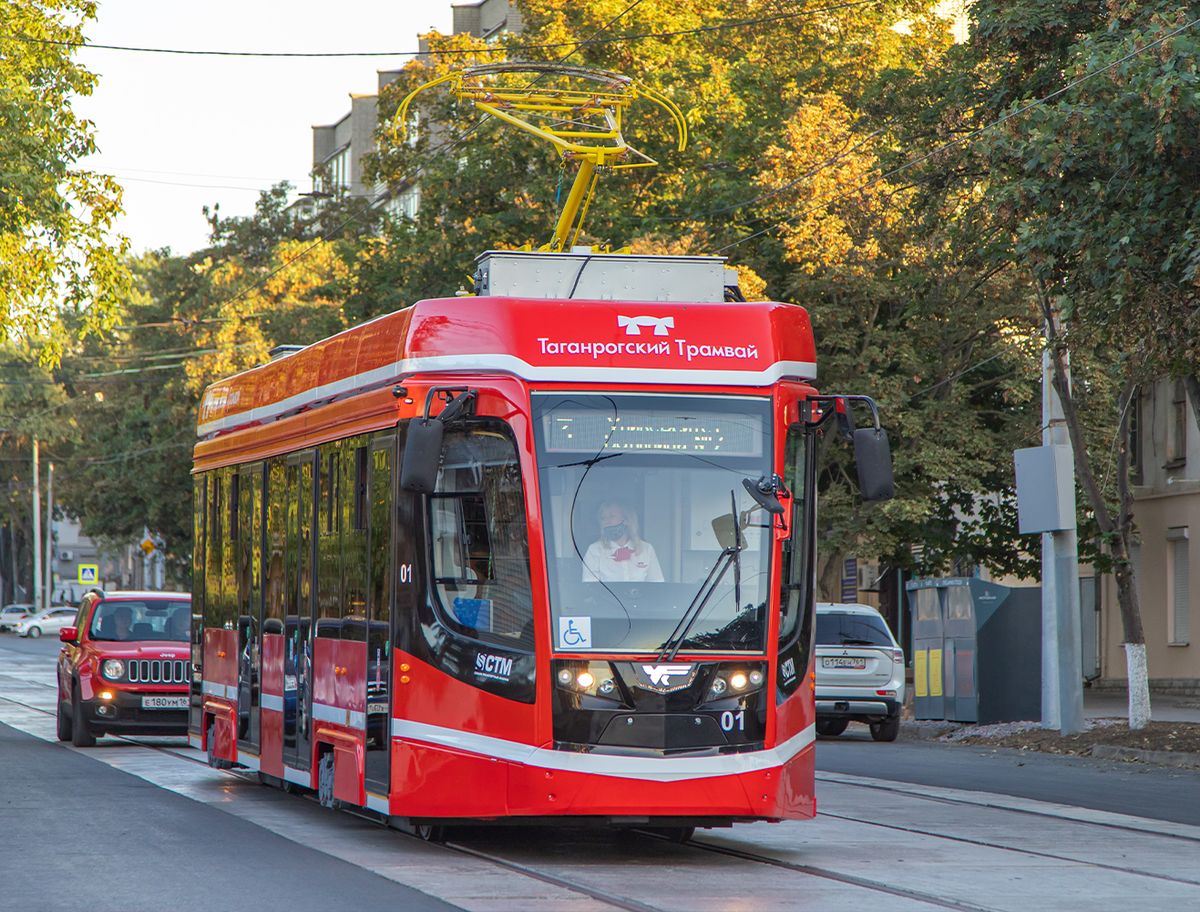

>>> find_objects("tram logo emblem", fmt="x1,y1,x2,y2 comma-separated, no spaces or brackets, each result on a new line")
780,657,796,683
474,652,514,682
638,663,694,691
618,315,674,336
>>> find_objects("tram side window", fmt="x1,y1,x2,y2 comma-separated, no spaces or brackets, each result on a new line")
779,425,811,646
343,438,369,634
316,448,342,635
264,457,287,628
220,467,238,630
192,475,206,665
428,422,534,650
354,445,369,531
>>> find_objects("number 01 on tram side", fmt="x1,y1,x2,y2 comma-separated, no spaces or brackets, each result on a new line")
189,249,894,832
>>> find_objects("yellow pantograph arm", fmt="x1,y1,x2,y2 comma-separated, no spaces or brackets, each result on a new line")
391,64,687,251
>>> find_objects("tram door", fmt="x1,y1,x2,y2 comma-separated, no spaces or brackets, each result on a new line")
364,436,394,795
283,450,316,773
237,465,263,753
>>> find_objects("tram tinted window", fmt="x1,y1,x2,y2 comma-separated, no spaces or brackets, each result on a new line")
427,422,534,649
778,424,810,646
533,394,773,655
815,612,894,648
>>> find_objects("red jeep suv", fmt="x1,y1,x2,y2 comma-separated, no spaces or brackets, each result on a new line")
57,591,192,747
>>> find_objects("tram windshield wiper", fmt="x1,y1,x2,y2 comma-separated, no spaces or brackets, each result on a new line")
657,490,744,662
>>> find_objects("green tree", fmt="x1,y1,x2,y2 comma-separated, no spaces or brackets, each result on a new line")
47,187,357,575
0,0,129,363
910,0,1200,726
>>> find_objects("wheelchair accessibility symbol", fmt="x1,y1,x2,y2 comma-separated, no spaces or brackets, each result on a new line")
558,616,592,649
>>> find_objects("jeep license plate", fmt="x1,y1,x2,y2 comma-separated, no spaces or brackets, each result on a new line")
822,657,866,669
142,695,189,709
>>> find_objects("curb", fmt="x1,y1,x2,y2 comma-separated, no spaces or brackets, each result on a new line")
899,720,963,741
1091,744,1200,769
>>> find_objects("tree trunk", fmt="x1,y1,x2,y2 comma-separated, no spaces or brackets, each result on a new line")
817,550,844,602
1036,286,1150,729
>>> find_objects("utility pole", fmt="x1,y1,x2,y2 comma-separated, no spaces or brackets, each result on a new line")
1041,324,1086,734
32,439,42,612
45,462,54,606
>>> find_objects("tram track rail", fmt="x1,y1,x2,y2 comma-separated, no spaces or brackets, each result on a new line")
4,675,1200,910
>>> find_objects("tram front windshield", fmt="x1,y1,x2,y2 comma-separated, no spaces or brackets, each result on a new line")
533,394,774,655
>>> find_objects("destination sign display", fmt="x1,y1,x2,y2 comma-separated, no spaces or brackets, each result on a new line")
541,410,762,456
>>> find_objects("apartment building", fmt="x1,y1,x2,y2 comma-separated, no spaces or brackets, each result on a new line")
306,0,521,216
1100,380,1200,693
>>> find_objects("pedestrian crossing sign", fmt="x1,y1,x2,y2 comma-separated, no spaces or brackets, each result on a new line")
78,565,99,584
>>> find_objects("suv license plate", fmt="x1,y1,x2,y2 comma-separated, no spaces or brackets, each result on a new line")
823,657,866,669
142,696,189,709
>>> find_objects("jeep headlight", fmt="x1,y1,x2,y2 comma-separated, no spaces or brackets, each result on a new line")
102,659,125,681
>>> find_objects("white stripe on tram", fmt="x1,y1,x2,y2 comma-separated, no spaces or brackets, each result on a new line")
311,701,366,732
261,693,284,713
196,353,818,437
201,680,235,701
390,718,815,783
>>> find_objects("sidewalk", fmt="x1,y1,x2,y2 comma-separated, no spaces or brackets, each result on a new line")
1085,689,1200,723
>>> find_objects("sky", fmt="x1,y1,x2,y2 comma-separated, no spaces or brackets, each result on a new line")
73,0,456,257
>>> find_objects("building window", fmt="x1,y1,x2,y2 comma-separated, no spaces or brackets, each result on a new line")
1167,527,1190,646
1128,388,1142,483
1168,379,1188,466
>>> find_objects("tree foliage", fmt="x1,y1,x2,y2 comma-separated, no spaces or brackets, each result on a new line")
0,0,129,363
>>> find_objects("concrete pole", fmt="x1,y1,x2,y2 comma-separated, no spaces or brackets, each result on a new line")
45,463,53,605
1041,331,1086,735
32,439,42,612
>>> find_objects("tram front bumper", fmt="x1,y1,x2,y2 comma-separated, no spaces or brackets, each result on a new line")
391,734,816,821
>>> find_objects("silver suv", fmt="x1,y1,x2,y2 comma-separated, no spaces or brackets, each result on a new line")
814,602,904,741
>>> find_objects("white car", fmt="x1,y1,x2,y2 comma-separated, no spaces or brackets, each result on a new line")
814,602,905,742
15,606,78,639
0,604,36,632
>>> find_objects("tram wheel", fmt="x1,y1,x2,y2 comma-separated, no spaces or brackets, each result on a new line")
317,753,337,808
816,718,849,737
870,715,900,742
414,823,447,843
663,827,695,844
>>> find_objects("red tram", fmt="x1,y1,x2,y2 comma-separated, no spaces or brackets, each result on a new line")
190,249,893,834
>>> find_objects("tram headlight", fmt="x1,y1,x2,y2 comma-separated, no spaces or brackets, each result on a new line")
710,677,728,696
557,668,574,685
749,670,764,686
102,659,125,681
576,671,595,688
598,679,616,695
729,672,749,691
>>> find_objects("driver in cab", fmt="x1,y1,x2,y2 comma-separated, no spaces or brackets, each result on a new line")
582,500,664,583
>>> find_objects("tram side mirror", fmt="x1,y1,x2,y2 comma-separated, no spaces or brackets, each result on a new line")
401,418,444,494
854,427,895,502
742,476,785,515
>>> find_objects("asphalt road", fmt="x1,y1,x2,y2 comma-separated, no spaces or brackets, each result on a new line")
817,724,1200,827
0,632,65,658
5,638,1200,911
0,720,456,912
